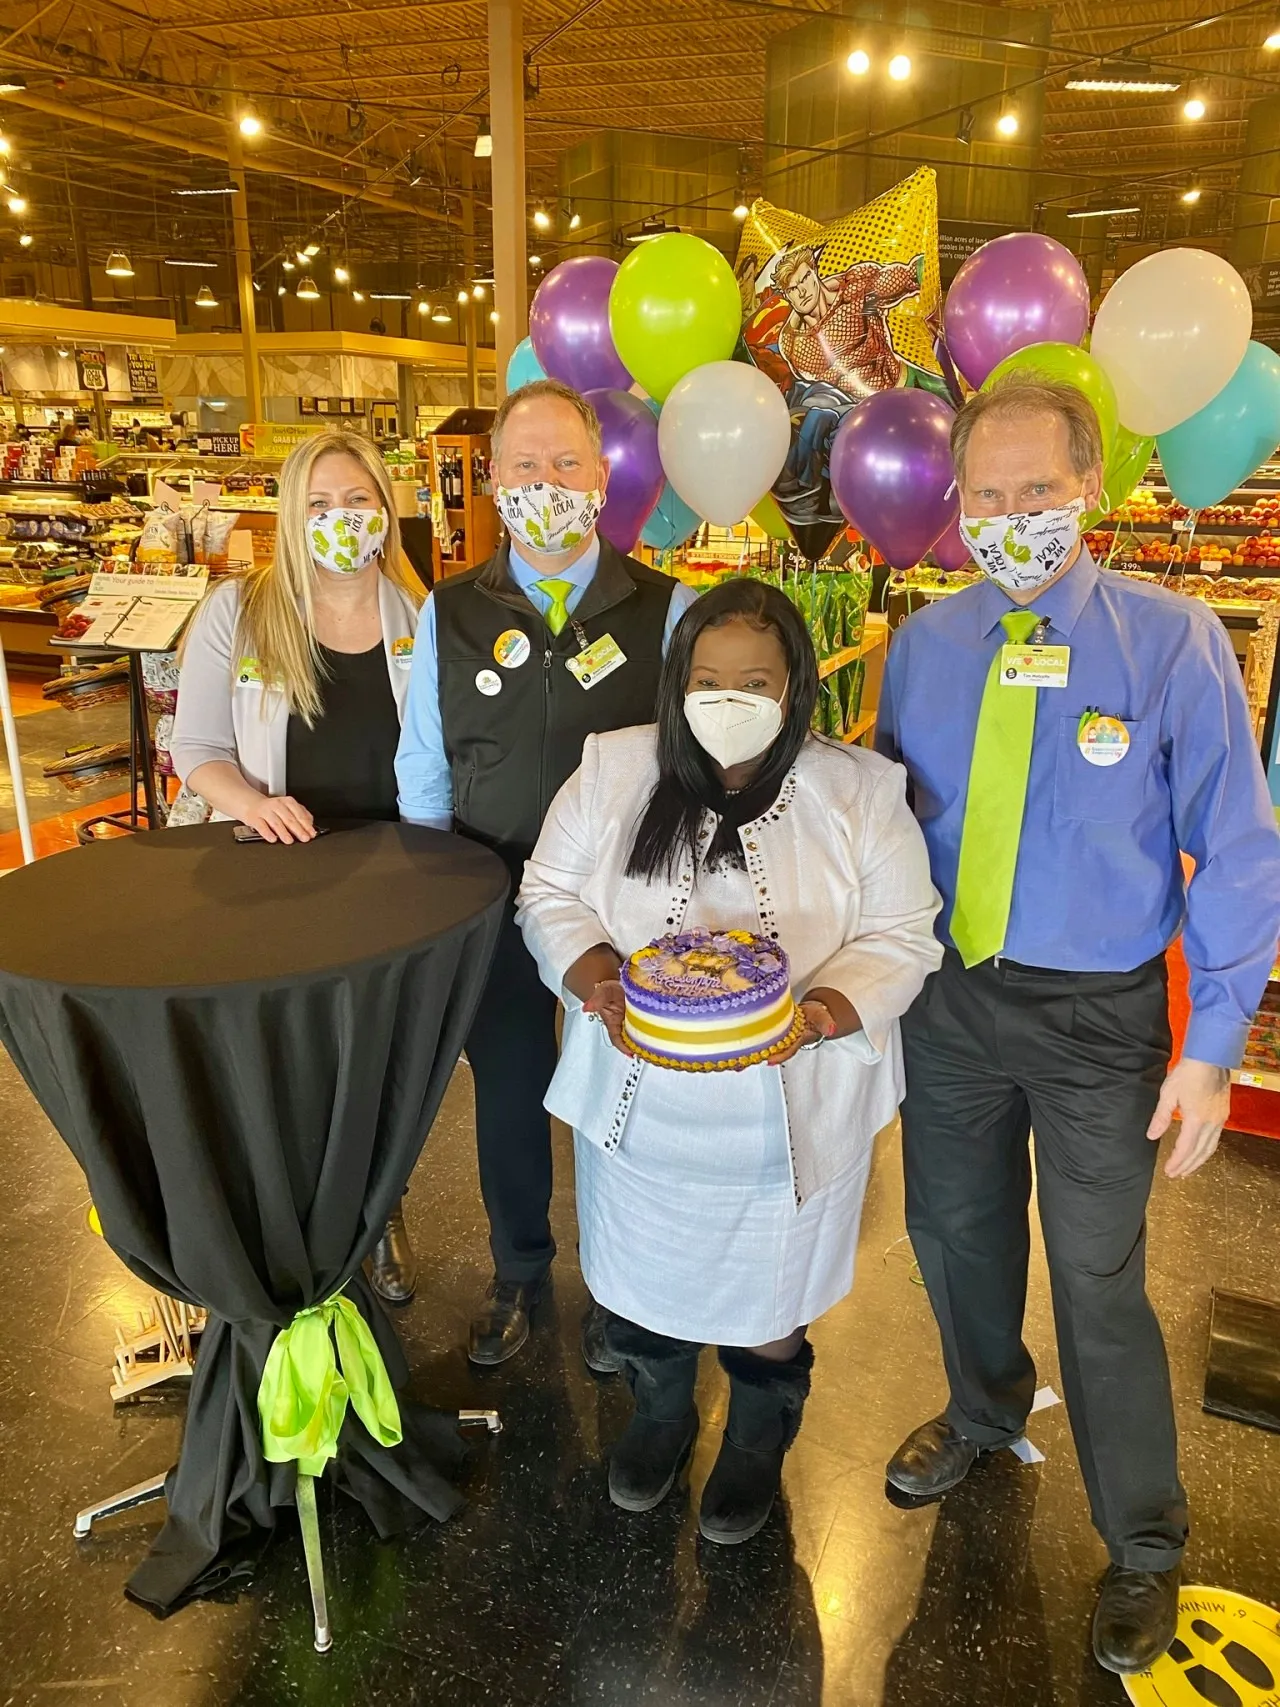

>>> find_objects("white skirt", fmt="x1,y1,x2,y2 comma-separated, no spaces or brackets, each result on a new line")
574,1053,873,1346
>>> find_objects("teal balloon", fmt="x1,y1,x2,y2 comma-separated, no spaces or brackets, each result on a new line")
642,481,701,550
506,336,546,393
1157,341,1280,510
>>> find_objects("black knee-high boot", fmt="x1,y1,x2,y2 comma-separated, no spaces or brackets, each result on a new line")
699,1339,814,1545
605,1314,701,1513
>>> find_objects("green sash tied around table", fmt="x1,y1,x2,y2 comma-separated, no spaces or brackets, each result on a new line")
257,1292,403,1476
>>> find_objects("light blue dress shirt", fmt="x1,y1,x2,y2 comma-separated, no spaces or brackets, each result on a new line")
396,536,697,832
875,550,1280,1070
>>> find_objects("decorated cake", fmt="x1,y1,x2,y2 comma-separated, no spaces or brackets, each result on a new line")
621,928,805,1072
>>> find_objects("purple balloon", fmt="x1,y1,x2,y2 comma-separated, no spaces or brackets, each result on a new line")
584,387,664,554
830,390,957,571
944,233,1091,391
530,257,632,393
931,515,974,572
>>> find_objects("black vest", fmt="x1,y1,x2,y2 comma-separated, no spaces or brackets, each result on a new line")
434,538,675,864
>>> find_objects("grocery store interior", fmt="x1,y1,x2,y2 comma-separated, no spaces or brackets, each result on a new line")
2,1,1280,1705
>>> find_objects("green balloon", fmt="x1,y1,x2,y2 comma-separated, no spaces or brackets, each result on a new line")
1084,425,1155,529
751,491,792,542
983,340,1119,466
609,233,742,403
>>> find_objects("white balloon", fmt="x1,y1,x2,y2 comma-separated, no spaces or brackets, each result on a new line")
657,360,791,526
1091,247,1253,436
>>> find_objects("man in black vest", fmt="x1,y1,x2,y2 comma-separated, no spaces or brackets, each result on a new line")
397,378,696,1364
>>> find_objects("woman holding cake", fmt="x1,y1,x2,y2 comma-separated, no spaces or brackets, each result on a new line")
517,578,941,1543
169,428,424,1305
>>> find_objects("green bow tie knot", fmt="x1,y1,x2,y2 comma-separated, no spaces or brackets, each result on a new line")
257,1292,402,1477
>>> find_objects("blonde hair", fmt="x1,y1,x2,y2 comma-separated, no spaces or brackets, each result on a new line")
236,428,421,725
951,373,1104,485
775,246,818,290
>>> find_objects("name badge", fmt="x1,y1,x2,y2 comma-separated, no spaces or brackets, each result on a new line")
1000,643,1070,689
567,632,626,690
236,655,264,688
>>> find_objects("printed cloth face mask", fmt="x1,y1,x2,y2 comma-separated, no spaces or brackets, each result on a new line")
684,687,785,770
496,482,603,555
309,506,388,575
960,497,1086,594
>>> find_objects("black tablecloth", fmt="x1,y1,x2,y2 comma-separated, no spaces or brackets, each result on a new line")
0,822,507,1611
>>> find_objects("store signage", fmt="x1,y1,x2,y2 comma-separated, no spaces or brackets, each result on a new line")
239,421,329,457
299,396,360,417
197,432,242,456
77,348,108,392
1245,260,1280,307
127,350,159,395
938,220,1015,281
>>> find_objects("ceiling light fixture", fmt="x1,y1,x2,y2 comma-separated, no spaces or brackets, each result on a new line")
474,115,492,158
956,108,975,145
18,231,32,247
56,347,69,357
238,113,263,138
282,259,295,272
888,53,911,81
432,309,451,323
1066,204,1141,219
1267,29,1280,48
0,76,28,95
568,209,581,230
6,194,27,216
529,254,542,267
369,291,411,301
164,256,217,268
457,288,469,304
304,243,320,257
490,310,499,323
733,200,750,220
295,250,310,266
105,250,134,277
1182,186,1202,203
0,136,10,158
1184,96,1206,119
333,265,349,283
296,275,320,300
1065,61,1180,92
277,284,286,296
352,289,365,302
847,49,871,75
473,283,485,298
996,111,1019,136
173,185,238,197
532,207,551,230
627,215,671,244
195,284,218,307
418,299,431,314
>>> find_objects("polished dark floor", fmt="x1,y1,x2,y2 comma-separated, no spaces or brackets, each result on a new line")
2,1048,1279,1707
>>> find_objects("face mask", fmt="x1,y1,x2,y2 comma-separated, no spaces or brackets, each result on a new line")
308,506,388,576
496,481,602,556
960,497,1085,594
684,687,785,771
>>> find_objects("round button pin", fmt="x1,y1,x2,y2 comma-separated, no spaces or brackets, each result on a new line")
1079,714,1130,767
475,669,503,697
494,628,531,669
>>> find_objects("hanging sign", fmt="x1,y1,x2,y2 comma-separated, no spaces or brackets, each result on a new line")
197,432,243,457
77,349,108,392
127,350,159,395
239,421,329,457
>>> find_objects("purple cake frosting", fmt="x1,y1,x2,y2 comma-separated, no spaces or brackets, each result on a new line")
620,928,800,1071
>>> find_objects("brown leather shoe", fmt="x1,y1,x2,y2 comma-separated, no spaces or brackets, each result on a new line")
885,1415,982,1498
1092,1563,1180,1674
369,1207,418,1305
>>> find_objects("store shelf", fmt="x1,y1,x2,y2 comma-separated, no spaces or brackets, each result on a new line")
841,710,877,745
0,479,86,496
1234,1066,1280,1093
817,624,888,682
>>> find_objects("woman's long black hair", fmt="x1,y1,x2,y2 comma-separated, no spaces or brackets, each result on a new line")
625,577,819,881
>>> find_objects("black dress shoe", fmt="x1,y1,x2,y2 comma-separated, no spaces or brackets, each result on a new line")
369,1207,418,1305
467,1276,543,1367
1092,1563,1181,1674
581,1300,623,1375
886,1415,982,1497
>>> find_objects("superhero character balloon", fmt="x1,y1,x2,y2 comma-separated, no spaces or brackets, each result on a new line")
735,167,950,561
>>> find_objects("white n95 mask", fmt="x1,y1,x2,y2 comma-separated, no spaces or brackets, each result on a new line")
960,497,1085,594
309,506,388,576
684,689,784,770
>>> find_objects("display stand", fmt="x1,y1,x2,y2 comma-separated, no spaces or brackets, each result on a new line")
0,632,35,865
430,433,500,580
63,648,161,841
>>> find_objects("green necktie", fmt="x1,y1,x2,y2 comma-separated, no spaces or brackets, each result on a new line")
951,609,1043,968
534,577,575,637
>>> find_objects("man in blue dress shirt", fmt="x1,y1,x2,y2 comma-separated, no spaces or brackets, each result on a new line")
397,379,695,1367
876,373,1280,1675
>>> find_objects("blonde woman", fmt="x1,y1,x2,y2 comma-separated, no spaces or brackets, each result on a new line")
170,428,425,1302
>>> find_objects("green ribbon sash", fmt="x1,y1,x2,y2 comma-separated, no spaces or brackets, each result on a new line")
257,1292,402,1477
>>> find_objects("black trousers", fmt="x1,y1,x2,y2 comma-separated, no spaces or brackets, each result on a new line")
900,948,1189,1571
467,901,560,1284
